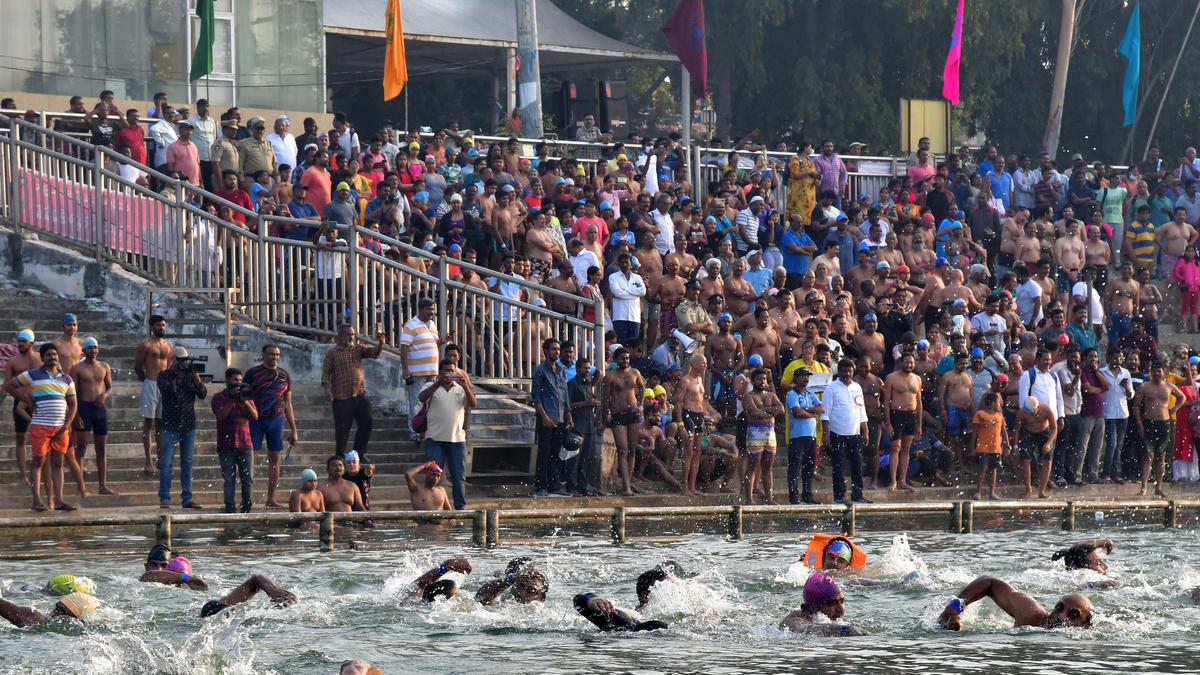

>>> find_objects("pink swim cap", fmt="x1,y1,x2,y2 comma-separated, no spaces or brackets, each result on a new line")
166,556,192,576
803,572,841,608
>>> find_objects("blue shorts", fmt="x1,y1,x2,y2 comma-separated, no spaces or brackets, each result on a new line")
947,406,972,437
77,401,109,436
250,415,285,452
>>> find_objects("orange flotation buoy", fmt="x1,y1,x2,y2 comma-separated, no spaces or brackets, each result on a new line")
800,533,868,569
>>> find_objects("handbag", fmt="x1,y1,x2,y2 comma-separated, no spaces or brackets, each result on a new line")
411,402,429,434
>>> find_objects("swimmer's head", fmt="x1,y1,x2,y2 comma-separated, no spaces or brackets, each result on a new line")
47,574,95,595
802,573,844,620
340,660,383,675
422,578,459,603
424,462,444,487
299,468,319,489
54,592,100,621
1046,593,1093,628
636,567,670,607
1052,543,1108,574
167,556,192,576
145,543,172,571
822,540,853,570
1023,396,1040,413
511,568,548,603
505,556,534,577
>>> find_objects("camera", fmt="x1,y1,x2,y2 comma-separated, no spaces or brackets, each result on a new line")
228,383,251,400
177,357,205,374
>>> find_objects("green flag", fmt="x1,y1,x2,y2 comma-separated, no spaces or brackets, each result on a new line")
189,0,215,81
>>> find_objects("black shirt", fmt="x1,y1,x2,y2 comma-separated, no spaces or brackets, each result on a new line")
157,368,208,432
925,190,953,224
568,375,597,433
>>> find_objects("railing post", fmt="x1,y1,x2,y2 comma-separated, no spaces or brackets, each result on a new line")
728,504,743,540
92,149,104,261
486,509,500,547
319,512,335,552
436,256,449,339
1062,501,1076,531
840,503,856,536
256,217,269,328
345,225,359,329
473,510,487,547
155,514,172,550
8,125,21,232
174,180,186,281
611,506,627,545
961,501,974,534
1165,500,1178,529
593,296,606,368
948,501,963,533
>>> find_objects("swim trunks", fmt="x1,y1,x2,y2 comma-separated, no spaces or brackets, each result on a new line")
976,452,1002,469
30,424,69,458
76,401,109,436
139,379,161,419
12,399,29,434
1144,419,1172,457
711,368,736,402
746,422,777,454
946,405,972,436
889,409,919,437
1019,430,1051,468
683,410,706,434
611,410,640,427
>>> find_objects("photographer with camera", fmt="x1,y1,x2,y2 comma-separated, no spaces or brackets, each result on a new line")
157,347,208,509
211,367,259,513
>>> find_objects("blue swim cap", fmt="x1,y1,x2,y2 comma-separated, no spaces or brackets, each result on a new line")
935,257,949,267
747,354,764,366
864,312,877,322
300,468,318,483
16,329,34,342
970,347,985,358
718,312,733,322
62,313,77,324
81,337,98,349
916,339,930,348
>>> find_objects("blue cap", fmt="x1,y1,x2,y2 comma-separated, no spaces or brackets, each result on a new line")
858,193,870,201
16,329,34,342
953,298,967,307
935,257,949,267
836,214,849,222
747,354,764,366
970,347,984,358
858,241,872,252
864,312,877,322
954,210,965,218
300,468,318,482
449,243,462,253
1190,355,1200,366
63,313,77,324
599,200,612,211
414,190,429,202
81,337,98,349
916,339,930,348
718,312,733,322
343,450,359,463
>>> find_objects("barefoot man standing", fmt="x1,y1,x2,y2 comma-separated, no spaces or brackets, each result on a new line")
52,314,83,372
135,315,173,476
69,337,116,495
4,343,77,511
4,329,40,485
674,354,709,496
742,367,785,504
883,351,923,492
1133,362,1184,497
602,347,645,496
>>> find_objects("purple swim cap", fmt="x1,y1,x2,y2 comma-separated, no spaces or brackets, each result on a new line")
803,572,841,608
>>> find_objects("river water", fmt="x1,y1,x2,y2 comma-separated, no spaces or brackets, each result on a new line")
2,523,1200,674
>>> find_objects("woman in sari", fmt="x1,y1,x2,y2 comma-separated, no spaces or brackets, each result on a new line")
784,143,819,225
1174,360,1200,482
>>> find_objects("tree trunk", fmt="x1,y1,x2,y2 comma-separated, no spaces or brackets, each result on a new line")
1042,0,1077,158
1143,0,1200,160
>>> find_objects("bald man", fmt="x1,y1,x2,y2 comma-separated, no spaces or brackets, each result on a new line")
938,576,1093,630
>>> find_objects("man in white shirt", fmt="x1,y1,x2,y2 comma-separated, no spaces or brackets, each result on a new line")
1099,349,1132,483
149,106,180,171
651,194,676,256
607,253,646,344
1050,345,1083,486
969,294,1008,353
1014,263,1043,329
567,238,600,289
735,195,764,254
417,359,476,509
187,99,218,192
266,115,298,172
820,358,871,504
1070,266,1105,333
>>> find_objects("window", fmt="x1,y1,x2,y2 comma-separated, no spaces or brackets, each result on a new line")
189,0,236,107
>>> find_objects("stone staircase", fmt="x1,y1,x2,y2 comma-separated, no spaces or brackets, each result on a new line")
0,284,538,510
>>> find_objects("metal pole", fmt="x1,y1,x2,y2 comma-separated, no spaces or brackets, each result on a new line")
473,510,487,547
174,180,186,277
319,511,335,552
680,63,691,184
9,123,22,232
256,217,269,328
515,0,544,136
156,514,172,550
93,150,104,261
1062,501,1076,530
1165,500,1178,528
948,501,962,533
487,509,500,547
437,255,449,339
346,226,359,329
611,506,627,545
840,503,856,536
961,501,975,534
728,504,743,540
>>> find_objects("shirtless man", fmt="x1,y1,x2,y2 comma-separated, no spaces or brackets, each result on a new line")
635,234,664,347
1104,261,1139,346
1156,207,1198,274
4,329,40,485
319,455,365,512
917,262,948,333
780,573,869,637
743,308,782,374
603,347,645,496
69,337,115,495
1017,396,1058,499
1014,218,1043,270
1133,362,1184,497
724,259,757,318
932,268,982,315
52,313,83,372
883,352,922,491
674,354,709,496
853,354,885,486
545,259,580,315
288,468,326,513
938,353,975,469
525,211,563,282
134,315,173,476
998,208,1026,273
852,313,886,376
700,258,725,300
743,367,784,504
705,312,744,422
489,190,520,266
405,461,452,510
634,410,682,491
139,543,209,590
1135,267,1162,336
654,259,687,340
1052,221,1086,306
938,576,1093,630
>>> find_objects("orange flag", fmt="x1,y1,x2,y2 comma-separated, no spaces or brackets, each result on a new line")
383,0,407,101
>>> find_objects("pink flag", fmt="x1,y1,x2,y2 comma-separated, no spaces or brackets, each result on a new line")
942,0,964,105
662,0,707,95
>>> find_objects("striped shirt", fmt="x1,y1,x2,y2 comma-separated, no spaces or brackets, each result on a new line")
1127,220,1157,267
16,368,75,427
400,317,439,378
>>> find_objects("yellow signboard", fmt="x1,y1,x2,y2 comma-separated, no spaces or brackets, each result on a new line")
900,99,952,156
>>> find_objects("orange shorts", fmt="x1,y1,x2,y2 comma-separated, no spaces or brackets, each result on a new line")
30,424,70,458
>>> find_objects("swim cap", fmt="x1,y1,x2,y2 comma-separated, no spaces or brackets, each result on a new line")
747,354,764,366
864,312,877,322
336,181,351,192
995,373,1008,384
16,329,34,342
803,572,841,608
653,385,667,397
167,556,192,576
147,544,171,564
57,592,99,620
425,462,444,475
1190,355,1200,366
718,312,733,322
935,257,949,267
300,468,318,483
63,313,77,324
47,575,95,595
915,339,930,349
970,347,984,358
81,337,98,349
826,540,853,563
643,388,656,399
1023,396,1039,413
200,599,229,618
343,450,360,463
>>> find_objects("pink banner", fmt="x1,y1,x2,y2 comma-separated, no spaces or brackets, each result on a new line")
18,168,177,261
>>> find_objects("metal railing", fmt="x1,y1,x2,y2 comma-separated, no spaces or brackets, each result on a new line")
0,115,605,389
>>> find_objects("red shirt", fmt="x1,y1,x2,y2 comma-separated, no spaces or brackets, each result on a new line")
572,215,609,242
215,188,254,223
113,125,146,165
301,166,332,215
211,390,254,450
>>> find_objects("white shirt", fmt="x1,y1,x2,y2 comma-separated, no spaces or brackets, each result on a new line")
149,119,178,167
187,114,217,161
1100,366,1132,419
970,310,1008,353
424,383,467,443
569,250,601,288
820,378,868,436
266,132,298,170
337,128,361,157
651,208,675,256
316,234,346,280
1070,282,1104,326
1015,278,1043,327
1050,362,1081,416
607,271,646,323
1019,366,1065,420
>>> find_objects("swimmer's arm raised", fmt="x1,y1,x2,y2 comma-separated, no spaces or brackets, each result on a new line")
0,597,47,627
411,558,471,595
938,576,1047,630
222,574,297,609
474,576,512,605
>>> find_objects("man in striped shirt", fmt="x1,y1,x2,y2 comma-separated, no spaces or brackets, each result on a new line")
4,343,77,512
401,298,441,440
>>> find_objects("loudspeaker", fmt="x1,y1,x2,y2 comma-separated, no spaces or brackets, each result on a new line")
599,79,628,135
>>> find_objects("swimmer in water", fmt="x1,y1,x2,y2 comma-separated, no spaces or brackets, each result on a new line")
573,593,668,632
410,557,473,602
199,574,297,618
937,576,1093,630
780,572,869,636
475,557,549,605
138,544,209,590
339,660,382,675
821,540,854,571
1052,539,1120,589
635,560,683,609
0,590,99,627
